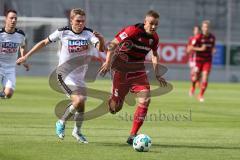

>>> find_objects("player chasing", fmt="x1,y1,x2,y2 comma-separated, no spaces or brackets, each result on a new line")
16,8,105,143
98,10,167,145
186,25,201,97
188,20,216,102
0,9,29,99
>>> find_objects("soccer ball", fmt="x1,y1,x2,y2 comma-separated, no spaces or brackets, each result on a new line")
133,134,152,152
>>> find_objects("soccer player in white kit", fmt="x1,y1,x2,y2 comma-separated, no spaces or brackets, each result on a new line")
0,9,29,99
17,8,105,143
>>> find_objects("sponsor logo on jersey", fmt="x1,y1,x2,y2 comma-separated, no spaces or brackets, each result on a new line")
68,40,89,53
0,42,19,54
118,40,133,52
118,40,151,52
119,32,128,40
133,44,151,51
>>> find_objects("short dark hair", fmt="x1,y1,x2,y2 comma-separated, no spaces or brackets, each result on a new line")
4,9,17,16
146,10,159,19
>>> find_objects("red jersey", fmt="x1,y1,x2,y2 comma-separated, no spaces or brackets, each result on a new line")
193,33,215,63
115,23,159,62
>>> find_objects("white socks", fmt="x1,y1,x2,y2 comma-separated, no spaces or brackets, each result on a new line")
73,112,84,134
61,104,77,124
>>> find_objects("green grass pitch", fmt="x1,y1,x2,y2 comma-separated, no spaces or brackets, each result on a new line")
0,77,240,160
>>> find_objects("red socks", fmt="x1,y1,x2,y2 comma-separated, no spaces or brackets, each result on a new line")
130,104,148,135
200,81,208,97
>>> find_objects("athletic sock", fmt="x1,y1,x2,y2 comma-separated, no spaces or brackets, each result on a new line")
73,112,84,134
190,75,197,94
200,81,208,97
130,104,148,135
61,104,76,124
191,83,196,93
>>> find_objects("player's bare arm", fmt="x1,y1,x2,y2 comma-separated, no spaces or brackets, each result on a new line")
98,38,119,76
19,43,27,57
93,31,105,52
191,44,206,52
186,44,193,54
19,44,30,71
211,41,216,55
186,41,196,54
152,50,167,87
16,38,50,64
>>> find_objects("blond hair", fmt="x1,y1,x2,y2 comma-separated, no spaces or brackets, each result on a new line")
202,20,210,26
146,10,160,19
70,8,85,19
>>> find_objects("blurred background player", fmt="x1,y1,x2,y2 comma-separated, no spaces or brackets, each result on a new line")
0,9,29,99
16,8,105,143
186,25,201,97
99,10,167,145
189,20,216,102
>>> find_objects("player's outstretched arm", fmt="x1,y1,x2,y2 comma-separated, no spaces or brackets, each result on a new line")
19,41,27,58
191,45,206,52
186,44,193,54
98,38,119,77
16,38,50,64
18,41,30,71
152,51,167,87
93,31,105,52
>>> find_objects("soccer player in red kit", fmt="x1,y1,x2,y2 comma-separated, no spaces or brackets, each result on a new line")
187,26,201,96
99,10,167,145
189,20,216,102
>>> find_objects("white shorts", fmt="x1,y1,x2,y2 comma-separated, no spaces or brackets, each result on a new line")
56,64,88,98
1,71,16,90
63,77,87,100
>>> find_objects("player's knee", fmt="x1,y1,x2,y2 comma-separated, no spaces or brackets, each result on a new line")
192,73,200,82
202,74,209,82
108,99,123,114
72,96,86,109
192,75,197,82
141,97,151,107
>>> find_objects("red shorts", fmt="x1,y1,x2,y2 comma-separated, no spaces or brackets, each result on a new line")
194,61,212,73
110,71,150,104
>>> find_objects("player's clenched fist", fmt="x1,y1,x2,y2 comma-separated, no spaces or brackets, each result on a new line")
16,55,27,64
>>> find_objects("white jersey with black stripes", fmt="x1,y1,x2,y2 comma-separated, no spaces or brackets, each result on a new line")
0,28,25,70
48,26,99,89
48,26,99,66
